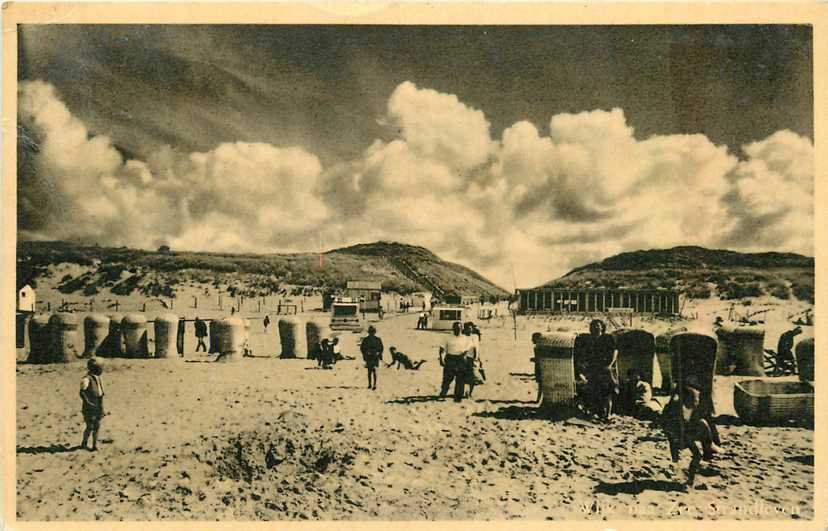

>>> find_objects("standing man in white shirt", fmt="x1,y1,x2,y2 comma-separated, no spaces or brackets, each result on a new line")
438,321,470,402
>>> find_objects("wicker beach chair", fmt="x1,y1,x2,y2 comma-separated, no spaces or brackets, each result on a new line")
795,337,814,383
535,331,578,416
613,328,658,384
715,324,765,376
669,331,718,417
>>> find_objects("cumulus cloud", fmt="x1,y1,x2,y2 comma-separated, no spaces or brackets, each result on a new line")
18,80,328,253
18,80,814,288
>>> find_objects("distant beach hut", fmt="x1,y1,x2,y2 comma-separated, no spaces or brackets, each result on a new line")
17,284,36,312
715,324,766,376
430,306,467,331
82,314,110,359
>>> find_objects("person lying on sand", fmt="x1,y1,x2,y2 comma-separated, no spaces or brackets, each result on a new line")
661,378,723,484
80,358,105,452
386,347,427,370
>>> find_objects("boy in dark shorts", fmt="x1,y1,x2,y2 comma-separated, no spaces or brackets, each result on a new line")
80,358,105,451
360,325,384,390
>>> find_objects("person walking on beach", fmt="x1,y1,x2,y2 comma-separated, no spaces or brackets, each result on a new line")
194,317,208,352
463,322,480,398
439,321,470,402
387,346,427,370
531,332,544,404
80,358,105,452
361,325,384,390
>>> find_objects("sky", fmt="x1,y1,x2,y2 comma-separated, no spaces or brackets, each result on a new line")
17,25,814,289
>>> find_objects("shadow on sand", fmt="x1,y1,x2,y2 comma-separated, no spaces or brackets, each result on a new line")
17,444,83,455
786,455,814,466
473,405,583,422
594,479,687,495
386,395,447,404
712,414,744,427
509,372,536,380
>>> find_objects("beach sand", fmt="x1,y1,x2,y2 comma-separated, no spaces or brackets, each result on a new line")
15,311,813,521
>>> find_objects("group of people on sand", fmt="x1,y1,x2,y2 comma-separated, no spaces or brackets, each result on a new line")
316,336,344,369
358,325,430,390
438,321,485,403
532,318,723,484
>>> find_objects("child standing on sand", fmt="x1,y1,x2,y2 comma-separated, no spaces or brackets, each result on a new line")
360,326,384,390
79,358,105,452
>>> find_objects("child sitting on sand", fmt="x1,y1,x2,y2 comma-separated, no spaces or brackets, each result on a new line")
630,371,662,421
661,377,722,484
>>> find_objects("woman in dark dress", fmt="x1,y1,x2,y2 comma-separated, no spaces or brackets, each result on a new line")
583,319,619,420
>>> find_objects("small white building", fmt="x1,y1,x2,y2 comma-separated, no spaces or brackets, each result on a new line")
430,305,468,331
410,291,433,311
17,284,36,312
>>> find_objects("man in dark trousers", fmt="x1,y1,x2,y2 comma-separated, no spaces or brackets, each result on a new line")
194,317,208,352
360,325,384,390
439,321,470,402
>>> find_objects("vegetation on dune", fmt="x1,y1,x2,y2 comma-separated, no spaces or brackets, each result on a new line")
17,240,509,299
543,246,814,303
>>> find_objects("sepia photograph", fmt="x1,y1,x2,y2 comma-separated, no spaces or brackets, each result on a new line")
3,5,824,525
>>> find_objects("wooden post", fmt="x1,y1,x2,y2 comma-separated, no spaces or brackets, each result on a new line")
218,294,222,309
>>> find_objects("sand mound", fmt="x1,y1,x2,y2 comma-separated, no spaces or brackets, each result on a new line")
211,411,356,483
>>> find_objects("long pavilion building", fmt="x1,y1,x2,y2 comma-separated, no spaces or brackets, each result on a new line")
516,287,681,315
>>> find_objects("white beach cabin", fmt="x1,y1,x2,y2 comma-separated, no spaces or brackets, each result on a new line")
17,284,36,312
430,305,468,331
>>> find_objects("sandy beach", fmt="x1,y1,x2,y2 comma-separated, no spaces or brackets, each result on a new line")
15,310,813,521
